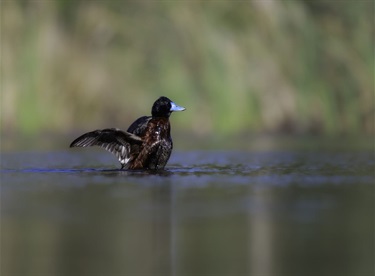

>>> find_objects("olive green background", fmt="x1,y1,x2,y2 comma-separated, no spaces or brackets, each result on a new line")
1,0,374,149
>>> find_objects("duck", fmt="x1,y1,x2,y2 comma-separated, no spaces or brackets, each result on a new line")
70,96,185,170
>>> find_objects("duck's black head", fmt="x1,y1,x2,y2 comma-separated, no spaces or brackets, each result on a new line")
151,96,185,118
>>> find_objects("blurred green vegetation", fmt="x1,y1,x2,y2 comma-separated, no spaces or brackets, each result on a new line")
1,0,374,142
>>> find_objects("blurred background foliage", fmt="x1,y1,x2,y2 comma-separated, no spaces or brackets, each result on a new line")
1,0,374,149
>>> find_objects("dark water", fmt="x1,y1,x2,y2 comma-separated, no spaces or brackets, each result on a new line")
1,150,374,276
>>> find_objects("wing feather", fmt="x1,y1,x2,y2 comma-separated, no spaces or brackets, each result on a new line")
127,116,152,136
70,128,142,166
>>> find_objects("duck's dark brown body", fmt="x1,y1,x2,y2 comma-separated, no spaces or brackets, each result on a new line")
70,97,185,170
128,117,172,170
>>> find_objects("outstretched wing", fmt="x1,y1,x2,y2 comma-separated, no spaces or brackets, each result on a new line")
70,128,143,167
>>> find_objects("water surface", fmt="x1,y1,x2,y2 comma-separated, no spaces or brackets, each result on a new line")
1,150,374,276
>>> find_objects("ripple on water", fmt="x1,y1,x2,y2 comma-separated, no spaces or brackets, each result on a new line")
1,150,374,189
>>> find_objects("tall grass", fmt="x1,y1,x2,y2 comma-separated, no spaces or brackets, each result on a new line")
1,0,374,138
